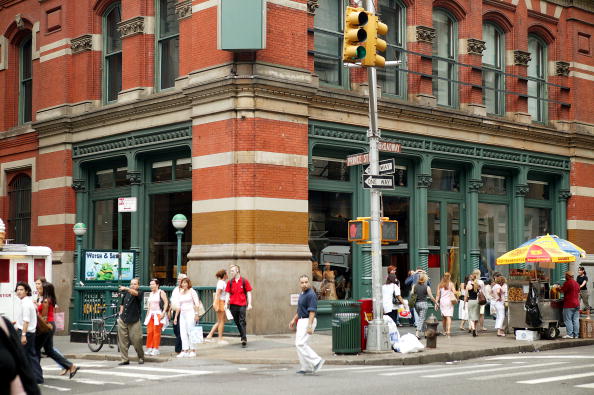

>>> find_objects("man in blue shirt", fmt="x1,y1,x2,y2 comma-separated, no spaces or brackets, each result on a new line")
289,275,324,375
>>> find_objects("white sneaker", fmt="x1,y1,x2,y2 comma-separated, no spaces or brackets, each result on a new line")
146,348,153,355
177,351,187,358
562,335,573,339
188,351,196,358
152,349,160,356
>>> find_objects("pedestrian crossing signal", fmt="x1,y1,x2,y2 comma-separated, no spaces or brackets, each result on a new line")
381,219,398,243
348,219,369,242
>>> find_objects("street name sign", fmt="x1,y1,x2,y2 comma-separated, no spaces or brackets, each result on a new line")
347,153,370,167
362,175,395,189
364,158,396,175
378,141,401,153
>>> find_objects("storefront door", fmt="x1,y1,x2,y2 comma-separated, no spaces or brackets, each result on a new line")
428,201,463,288
381,196,410,288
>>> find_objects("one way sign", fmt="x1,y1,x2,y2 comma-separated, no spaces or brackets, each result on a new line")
362,175,395,189
364,158,396,175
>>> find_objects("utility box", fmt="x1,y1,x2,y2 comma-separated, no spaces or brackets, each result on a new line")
220,0,266,50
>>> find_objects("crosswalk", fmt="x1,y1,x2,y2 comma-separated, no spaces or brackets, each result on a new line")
40,361,214,392
318,354,594,391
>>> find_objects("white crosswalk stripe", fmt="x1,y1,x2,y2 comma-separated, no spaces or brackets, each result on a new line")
518,372,594,385
467,363,594,380
379,363,502,377
422,361,566,378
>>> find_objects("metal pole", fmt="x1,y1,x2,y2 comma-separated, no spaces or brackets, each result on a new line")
363,0,391,352
176,230,183,278
70,234,82,330
118,212,122,288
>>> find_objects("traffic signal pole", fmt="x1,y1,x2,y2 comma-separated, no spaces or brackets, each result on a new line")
363,0,391,353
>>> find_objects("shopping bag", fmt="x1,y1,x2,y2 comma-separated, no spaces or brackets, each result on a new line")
383,315,400,346
225,308,234,320
396,333,425,354
189,325,204,345
54,312,65,331
160,315,169,332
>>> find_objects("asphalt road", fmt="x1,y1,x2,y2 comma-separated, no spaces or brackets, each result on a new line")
40,345,594,394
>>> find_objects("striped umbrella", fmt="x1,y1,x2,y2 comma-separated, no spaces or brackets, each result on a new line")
496,244,576,269
518,234,586,258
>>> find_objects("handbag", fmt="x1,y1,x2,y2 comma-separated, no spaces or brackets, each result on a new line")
189,325,204,344
478,290,487,306
409,285,417,310
450,293,458,305
36,313,51,334
197,299,206,317
392,284,400,305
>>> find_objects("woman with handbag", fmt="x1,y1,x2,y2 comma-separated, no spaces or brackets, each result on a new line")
458,275,469,331
144,279,169,356
35,282,79,378
382,273,404,326
206,269,229,344
465,273,483,337
413,274,437,339
492,276,507,337
435,272,456,336
173,277,200,358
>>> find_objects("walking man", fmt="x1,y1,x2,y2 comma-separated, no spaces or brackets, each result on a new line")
289,275,324,374
561,271,581,339
14,281,43,384
224,265,252,347
117,278,145,365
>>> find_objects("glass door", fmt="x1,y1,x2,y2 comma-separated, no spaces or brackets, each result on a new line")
428,201,463,288
381,196,410,287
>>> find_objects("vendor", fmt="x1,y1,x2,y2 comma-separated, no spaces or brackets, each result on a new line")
560,271,580,339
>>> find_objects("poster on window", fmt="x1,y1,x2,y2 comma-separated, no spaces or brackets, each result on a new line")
83,250,135,281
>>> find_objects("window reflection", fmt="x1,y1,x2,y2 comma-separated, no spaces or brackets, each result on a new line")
310,157,349,181
526,181,549,200
479,203,508,279
480,174,506,195
430,168,460,192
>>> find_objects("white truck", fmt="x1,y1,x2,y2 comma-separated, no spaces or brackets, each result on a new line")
0,244,53,321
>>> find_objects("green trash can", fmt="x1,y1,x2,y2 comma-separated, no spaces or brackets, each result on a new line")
331,301,361,354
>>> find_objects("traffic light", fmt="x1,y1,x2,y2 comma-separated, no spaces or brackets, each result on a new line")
342,7,369,63
348,218,369,242
362,13,388,67
381,218,398,243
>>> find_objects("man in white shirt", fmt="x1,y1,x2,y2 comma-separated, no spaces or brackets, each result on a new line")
14,281,43,384
169,274,187,353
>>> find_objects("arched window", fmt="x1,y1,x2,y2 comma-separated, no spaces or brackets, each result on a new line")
19,34,33,123
378,0,406,98
157,0,179,90
483,23,505,115
103,3,122,102
8,174,31,245
527,35,547,122
432,9,457,107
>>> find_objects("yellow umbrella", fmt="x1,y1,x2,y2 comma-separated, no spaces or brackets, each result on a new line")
496,244,576,269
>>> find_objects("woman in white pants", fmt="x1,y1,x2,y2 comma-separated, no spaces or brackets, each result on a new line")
173,277,200,357
492,275,506,337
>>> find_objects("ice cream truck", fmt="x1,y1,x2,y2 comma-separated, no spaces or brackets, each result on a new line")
0,243,53,321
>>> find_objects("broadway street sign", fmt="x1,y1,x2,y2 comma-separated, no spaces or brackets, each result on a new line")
378,141,401,153
362,175,395,189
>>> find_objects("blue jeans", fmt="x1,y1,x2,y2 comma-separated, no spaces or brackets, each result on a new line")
563,307,580,338
18,330,43,384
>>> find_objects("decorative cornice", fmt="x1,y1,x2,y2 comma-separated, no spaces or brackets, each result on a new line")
416,174,432,188
71,35,92,54
514,50,531,66
558,189,571,201
126,170,142,185
307,0,319,14
555,61,570,77
175,0,192,20
468,179,483,193
117,16,145,39
416,26,436,44
515,184,529,197
71,179,86,193
467,38,486,56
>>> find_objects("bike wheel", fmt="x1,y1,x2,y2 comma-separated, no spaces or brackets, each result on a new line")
87,329,104,352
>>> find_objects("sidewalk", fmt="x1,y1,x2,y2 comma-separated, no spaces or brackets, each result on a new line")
54,323,594,366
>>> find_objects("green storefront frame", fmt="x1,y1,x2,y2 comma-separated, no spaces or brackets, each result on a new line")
309,121,571,329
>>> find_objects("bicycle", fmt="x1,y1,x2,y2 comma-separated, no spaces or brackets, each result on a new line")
87,303,120,352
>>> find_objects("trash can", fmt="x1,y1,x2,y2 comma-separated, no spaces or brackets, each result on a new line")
358,298,372,351
331,301,362,354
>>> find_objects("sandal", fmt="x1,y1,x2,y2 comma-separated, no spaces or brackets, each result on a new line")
59,369,68,376
69,366,80,379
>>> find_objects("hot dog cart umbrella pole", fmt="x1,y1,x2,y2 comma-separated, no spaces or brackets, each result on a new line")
496,239,580,339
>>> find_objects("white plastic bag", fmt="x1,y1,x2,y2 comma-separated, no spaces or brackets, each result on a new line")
397,333,425,354
383,315,400,346
225,308,234,320
189,325,204,345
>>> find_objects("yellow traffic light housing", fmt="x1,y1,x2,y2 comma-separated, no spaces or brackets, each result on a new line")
348,218,370,242
362,14,388,67
342,7,369,63
380,218,399,243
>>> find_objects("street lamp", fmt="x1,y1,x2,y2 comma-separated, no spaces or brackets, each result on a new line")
71,222,87,331
172,214,187,279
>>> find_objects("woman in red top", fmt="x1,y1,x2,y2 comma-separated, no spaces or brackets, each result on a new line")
35,281,79,378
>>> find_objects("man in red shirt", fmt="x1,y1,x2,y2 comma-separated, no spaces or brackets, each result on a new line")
224,265,253,347
560,271,581,339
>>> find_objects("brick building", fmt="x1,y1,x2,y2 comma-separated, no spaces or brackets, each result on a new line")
0,0,593,333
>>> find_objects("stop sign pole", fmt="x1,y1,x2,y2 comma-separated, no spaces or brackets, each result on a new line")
364,0,391,353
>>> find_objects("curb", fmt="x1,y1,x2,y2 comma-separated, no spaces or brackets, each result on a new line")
63,339,594,366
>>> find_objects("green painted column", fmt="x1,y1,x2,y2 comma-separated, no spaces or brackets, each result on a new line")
468,161,483,273
415,155,432,272
359,244,373,299
513,168,528,270
555,174,571,283
127,155,143,282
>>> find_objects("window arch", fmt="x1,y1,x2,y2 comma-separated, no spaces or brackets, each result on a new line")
482,22,505,115
432,8,457,107
103,2,122,103
7,174,31,245
19,33,33,124
377,0,406,98
527,34,547,123
156,0,179,90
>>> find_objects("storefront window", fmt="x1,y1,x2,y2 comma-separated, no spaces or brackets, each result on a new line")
381,196,409,286
430,168,459,192
480,174,506,195
447,204,461,288
308,191,352,300
95,167,127,189
151,158,191,182
524,207,551,240
393,166,407,187
310,157,349,181
479,203,508,279
93,199,131,250
526,181,549,200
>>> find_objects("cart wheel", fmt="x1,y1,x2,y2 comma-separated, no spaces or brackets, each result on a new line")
544,326,557,340
554,327,560,339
